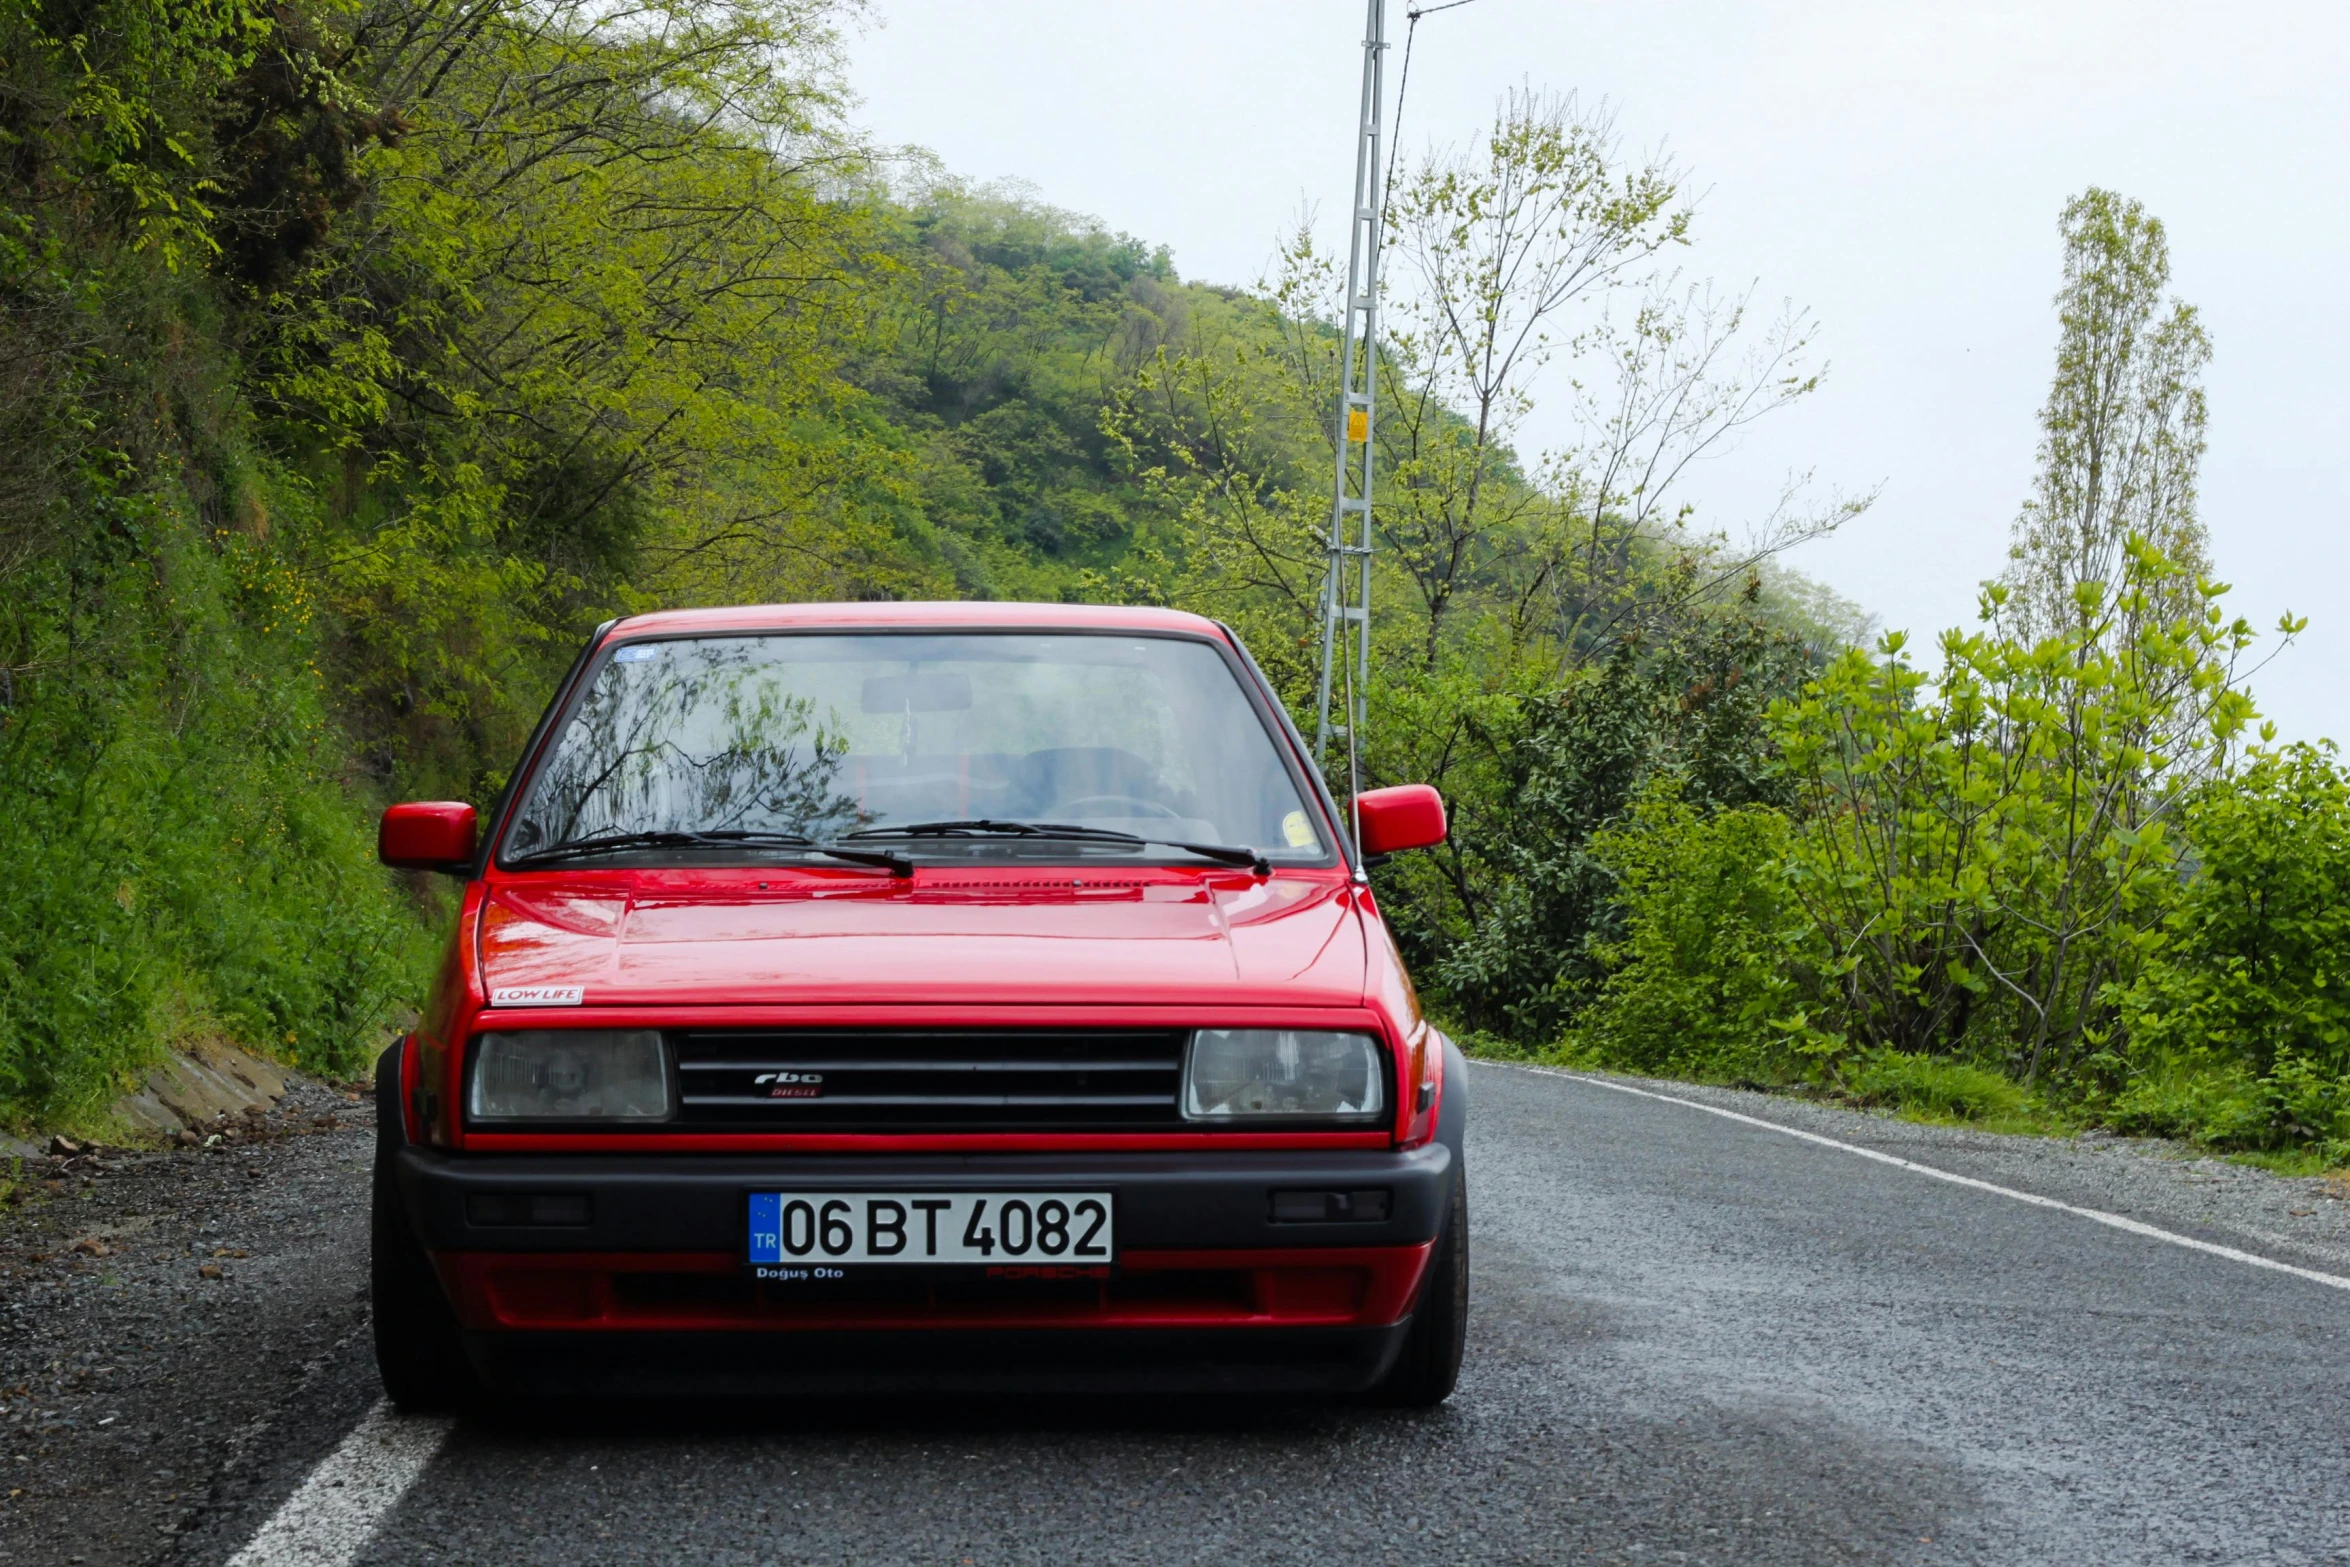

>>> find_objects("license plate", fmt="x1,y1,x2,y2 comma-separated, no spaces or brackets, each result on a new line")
746,1191,1115,1266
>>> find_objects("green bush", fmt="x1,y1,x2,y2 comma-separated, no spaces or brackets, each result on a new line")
2111,743,2350,1155
1771,539,2256,1079
2122,744,2350,1078
1564,785,1821,1083
1433,609,1816,1044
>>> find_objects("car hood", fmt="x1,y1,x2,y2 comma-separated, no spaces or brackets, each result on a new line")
475,873,1368,1010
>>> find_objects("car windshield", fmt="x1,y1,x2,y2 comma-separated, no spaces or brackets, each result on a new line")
501,631,1328,865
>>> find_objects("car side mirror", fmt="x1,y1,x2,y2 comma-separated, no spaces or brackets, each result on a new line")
1353,785,1447,856
379,801,478,874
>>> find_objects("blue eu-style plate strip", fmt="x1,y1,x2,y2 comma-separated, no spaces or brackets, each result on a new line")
747,1192,781,1263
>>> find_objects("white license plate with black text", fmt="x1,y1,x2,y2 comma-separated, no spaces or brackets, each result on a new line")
746,1191,1114,1266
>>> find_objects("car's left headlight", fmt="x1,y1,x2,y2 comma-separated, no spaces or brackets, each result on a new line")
1181,1029,1388,1122
468,1029,672,1121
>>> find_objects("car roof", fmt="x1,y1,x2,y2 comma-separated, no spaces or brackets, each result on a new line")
607,601,1231,641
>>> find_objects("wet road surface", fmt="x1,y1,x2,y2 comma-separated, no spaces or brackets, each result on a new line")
14,1062,2350,1566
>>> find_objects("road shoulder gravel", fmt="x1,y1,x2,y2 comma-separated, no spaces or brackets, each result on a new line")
0,1077,382,1567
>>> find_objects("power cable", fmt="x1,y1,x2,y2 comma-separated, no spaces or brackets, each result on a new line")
1388,0,1488,210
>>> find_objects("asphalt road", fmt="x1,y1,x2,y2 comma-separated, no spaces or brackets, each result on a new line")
13,1061,2350,1566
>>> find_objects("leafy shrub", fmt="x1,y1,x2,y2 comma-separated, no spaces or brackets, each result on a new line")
1773,539,2256,1080
1433,607,1815,1043
2111,743,2350,1154
2122,744,2350,1079
1564,785,1820,1082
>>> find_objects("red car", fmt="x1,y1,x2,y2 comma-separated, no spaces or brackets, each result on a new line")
370,602,1467,1404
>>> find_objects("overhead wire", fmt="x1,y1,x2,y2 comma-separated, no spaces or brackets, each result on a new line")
1390,0,1489,198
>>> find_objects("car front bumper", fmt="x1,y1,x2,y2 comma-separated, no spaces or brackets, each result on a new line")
393,1138,1455,1395
380,1038,1467,1395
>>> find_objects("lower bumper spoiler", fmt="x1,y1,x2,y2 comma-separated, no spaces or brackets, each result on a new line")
465,1322,1414,1397
434,1240,1435,1336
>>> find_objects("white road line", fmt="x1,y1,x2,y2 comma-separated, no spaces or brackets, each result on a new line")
1493,1062,2350,1296
225,1398,453,1567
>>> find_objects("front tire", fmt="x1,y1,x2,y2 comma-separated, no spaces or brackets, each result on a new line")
371,1166,478,1411
1373,1161,1468,1407
371,1043,477,1412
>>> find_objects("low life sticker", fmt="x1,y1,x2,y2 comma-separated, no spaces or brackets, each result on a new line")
490,985,585,1007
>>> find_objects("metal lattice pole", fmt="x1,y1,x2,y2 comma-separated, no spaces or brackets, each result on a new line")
1313,0,1387,770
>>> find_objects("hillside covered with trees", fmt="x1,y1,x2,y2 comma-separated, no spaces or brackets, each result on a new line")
3,0,2343,1173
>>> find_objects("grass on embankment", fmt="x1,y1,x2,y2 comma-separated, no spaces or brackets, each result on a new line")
1455,1031,2350,1178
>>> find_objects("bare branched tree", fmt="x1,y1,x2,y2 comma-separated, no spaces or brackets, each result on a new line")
1372,88,1686,663
1541,277,1873,663
1268,88,1867,671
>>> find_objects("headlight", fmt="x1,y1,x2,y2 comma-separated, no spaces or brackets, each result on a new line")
1182,1029,1387,1122
468,1030,672,1121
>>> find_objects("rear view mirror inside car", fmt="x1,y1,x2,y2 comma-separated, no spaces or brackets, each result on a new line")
862,671,974,713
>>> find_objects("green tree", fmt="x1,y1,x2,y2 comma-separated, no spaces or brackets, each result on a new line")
250,0,916,795
2005,189,2213,648
1265,90,1861,675
1430,594,1816,1039
1774,538,2265,1080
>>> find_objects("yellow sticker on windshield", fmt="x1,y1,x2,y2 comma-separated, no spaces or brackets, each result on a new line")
1282,810,1319,849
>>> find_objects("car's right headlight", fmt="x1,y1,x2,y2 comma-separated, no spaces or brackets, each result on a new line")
1181,1029,1388,1122
468,1029,672,1121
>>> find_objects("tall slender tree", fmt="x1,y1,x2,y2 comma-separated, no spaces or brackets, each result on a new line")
2006,188,2212,645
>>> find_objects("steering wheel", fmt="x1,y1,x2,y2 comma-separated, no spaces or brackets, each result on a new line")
1048,794,1183,822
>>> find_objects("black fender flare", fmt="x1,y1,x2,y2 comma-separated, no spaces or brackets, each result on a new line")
1416,1033,1467,1261
1434,1033,1469,1176
374,1035,409,1162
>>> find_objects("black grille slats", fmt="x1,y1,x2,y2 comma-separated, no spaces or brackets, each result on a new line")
672,1029,1187,1130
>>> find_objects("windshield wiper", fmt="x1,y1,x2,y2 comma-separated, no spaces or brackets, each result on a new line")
507,828,759,865
846,819,1270,875
505,829,912,877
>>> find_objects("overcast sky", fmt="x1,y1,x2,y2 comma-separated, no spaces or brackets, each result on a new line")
844,1,2350,741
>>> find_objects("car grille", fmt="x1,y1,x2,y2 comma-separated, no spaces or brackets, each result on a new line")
670,1029,1188,1131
